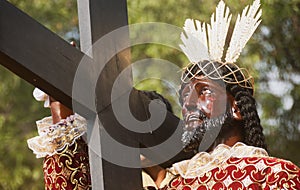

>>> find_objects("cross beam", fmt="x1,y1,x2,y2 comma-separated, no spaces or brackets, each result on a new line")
0,0,190,189
76,0,145,189
0,0,83,110
0,1,142,189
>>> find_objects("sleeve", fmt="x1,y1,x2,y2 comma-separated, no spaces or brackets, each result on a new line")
27,114,87,158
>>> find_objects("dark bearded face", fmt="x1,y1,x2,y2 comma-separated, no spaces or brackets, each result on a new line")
180,76,235,152
182,109,234,152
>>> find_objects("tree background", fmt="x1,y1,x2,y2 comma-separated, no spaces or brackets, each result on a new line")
1,0,299,189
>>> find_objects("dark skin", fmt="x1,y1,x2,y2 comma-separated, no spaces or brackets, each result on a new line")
151,76,244,187
143,165,166,187
182,76,243,148
49,97,73,123
181,76,243,150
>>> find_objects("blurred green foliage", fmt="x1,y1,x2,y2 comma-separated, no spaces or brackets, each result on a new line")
0,66,48,189
1,0,300,189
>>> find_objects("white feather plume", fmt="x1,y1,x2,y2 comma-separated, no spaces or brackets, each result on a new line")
225,0,262,63
208,0,232,62
179,19,209,63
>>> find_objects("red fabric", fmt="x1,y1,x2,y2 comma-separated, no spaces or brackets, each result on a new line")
160,157,300,190
43,137,91,190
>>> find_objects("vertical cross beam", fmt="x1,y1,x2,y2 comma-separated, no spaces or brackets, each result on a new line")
77,0,142,189
0,0,142,188
0,1,188,189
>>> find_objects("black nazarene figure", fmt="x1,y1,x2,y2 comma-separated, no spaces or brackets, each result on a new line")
27,0,300,189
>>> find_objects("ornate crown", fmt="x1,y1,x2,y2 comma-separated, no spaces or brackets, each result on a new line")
180,0,262,90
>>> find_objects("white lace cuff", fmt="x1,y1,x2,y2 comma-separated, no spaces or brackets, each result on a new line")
27,114,87,158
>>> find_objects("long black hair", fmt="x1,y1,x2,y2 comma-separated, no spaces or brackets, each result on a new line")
180,60,268,150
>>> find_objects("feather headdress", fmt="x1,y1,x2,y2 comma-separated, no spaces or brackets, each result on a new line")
180,0,262,90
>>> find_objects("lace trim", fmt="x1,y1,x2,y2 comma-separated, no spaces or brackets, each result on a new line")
169,142,269,178
27,114,87,158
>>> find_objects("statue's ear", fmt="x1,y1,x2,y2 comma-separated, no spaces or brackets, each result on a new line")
232,101,242,120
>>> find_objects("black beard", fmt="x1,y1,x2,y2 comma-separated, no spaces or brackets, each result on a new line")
181,111,233,153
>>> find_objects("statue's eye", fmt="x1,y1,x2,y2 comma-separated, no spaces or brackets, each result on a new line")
182,92,189,101
181,87,191,102
200,88,214,98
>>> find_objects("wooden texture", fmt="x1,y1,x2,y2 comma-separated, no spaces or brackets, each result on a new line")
0,1,190,189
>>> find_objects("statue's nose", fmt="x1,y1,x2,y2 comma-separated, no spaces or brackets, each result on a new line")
184,91,198,110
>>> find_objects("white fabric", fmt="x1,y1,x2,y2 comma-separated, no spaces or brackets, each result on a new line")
33,88,50,108
170,142,268,178
27,114,87,158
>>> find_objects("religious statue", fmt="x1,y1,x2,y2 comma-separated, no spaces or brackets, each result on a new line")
146,0,300,189
27,0,300,189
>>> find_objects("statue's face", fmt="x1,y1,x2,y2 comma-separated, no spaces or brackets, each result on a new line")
180,76,233,151
181,76,228,130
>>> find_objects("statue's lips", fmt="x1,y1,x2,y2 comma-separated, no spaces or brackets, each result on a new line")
184,114,204,130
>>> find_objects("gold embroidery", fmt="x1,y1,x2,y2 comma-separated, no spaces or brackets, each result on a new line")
43,138,91,190
164,143,300,189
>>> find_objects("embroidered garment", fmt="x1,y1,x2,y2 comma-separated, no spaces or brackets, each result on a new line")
27,114,91,189
159,143,300,190
27,114,87,158
43,137,91,190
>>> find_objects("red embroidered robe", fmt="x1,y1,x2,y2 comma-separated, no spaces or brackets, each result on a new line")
158,143,300,190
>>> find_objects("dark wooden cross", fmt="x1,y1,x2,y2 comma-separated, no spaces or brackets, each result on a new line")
0,0,189,189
